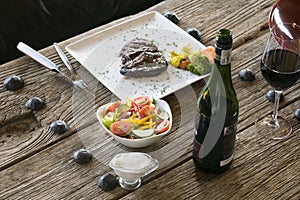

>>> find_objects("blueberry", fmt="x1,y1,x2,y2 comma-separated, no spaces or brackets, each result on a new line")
97,173,118,191
238,69,255,81
163,12,180,24
186,28,202,41
50,120,70,134
25,97,45,111
266,90,284,103
3,75,24,91
73,149,93,164
294,109,300,120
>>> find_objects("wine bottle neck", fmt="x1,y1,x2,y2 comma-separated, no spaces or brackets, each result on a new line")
207,29,235,94
214,46,232,78
214,46,232,66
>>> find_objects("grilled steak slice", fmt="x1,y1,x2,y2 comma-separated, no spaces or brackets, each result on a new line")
119,38,168,78
120,38,158,56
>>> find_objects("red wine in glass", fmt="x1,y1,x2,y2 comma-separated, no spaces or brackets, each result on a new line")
256,23,300,140
261,49,300,90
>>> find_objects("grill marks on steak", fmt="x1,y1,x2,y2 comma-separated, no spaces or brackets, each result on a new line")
119,38,168,77
120,38,158,56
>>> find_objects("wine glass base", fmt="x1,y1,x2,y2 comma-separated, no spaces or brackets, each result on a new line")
119,178,141,190
255,115,292,140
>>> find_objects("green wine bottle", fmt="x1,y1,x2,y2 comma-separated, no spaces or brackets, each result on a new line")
192,29,239,173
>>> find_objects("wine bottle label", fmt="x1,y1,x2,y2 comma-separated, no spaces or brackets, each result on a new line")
220,152,234,166
215,49,232,65
193,121,237,168
220,123,236,166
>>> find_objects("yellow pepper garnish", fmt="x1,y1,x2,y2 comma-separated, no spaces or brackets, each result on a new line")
126,97,131,107
170,50,179,58
137,122,156,130
138,115,151,124
122,114,155,128
121,114,140,124
179,53,189,60
170,56,181,67
138,113,155,124
170,51,190,67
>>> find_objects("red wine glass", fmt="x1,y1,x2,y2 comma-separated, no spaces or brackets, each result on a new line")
256,23,300,140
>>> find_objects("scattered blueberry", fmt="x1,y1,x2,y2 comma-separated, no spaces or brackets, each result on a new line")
238,69,255,81
266,90,284,103
73,149,93,164
50,120,70,134
3,75,24,91
186,28,202,41
163,12,180,24
25,97,45,111
294,109,300,120
97,173,119,191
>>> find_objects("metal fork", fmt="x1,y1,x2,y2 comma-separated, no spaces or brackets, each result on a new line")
53,42,87,89
17,42,87,89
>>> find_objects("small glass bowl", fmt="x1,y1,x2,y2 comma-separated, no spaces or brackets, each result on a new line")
109,152,159,190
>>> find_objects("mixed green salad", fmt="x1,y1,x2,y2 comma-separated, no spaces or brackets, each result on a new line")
101,96,170,139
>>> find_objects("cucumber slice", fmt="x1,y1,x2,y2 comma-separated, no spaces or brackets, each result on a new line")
155,108,169,120
132,129,154,138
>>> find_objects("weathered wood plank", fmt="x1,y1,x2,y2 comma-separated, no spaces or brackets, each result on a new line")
148,0,273,47
120,101,300,200
1,0,300,199
1,45,299,199
0,0,276,171
0,60,95,169
0,89,198,199
1,88,298,199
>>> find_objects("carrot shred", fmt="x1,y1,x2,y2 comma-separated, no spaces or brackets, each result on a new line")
179,59,190,69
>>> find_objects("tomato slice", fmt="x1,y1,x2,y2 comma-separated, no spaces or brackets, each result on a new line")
132,96,151,107
110,121,131,136
106,101,121,113
140,105,155,117
154,119,170,134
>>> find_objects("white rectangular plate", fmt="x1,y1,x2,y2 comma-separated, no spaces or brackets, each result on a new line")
66,11,209,100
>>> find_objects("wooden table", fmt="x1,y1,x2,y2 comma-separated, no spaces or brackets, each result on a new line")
1,0,300,199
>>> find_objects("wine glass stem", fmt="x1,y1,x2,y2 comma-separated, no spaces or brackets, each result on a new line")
272,90,282,127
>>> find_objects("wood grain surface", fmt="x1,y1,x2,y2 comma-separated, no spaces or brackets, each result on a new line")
1,0,299,199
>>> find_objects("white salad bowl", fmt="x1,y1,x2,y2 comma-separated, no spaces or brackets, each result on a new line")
96,99,172,148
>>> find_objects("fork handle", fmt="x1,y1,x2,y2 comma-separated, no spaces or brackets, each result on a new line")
53,42,77,80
